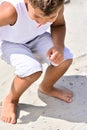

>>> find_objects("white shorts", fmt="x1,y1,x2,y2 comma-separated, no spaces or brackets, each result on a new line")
1,32,73,77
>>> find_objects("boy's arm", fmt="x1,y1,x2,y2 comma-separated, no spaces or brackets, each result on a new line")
47,5,66,65
51,5,65,54
0,2,17,26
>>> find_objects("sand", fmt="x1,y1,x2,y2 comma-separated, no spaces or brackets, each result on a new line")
0,0,87,130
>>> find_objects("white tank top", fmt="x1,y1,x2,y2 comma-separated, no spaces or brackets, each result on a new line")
0,0,51,43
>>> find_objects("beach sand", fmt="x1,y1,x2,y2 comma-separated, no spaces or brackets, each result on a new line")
0,0,87,129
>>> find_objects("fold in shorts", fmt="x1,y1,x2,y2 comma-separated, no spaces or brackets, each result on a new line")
1,32,73,77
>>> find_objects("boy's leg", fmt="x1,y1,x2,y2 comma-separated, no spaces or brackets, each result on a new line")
34,32,73,102
1,72,41,124
1,41,42,124
39,59,73,103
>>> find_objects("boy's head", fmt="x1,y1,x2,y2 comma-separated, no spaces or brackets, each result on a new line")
27,0,64,25
29,0,64,16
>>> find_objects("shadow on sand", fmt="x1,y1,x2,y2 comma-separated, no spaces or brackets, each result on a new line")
17,75,87,124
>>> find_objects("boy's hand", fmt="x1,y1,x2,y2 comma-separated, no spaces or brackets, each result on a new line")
47,47,64,66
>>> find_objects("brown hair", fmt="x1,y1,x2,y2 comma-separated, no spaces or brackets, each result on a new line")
29,0,64,16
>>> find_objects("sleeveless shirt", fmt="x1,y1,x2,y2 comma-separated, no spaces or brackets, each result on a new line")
0,0,51,43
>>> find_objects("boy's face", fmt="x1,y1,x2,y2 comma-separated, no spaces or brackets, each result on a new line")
27,2,59,25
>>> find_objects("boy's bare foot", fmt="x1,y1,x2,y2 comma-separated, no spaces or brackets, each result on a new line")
0,96,18,124
39,86,73,103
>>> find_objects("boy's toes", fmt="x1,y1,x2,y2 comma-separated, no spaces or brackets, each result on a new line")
10,114,17,124
7,117,11,123
66,96,73,103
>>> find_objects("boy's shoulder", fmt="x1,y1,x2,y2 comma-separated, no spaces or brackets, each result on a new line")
0,1,17,26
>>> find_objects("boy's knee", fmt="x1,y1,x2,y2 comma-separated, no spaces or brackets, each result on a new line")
22,71,42,83
67,58,73,64
64,58,73,68
28,71,42,82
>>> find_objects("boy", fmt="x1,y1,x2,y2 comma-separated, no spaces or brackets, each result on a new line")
0,0,73,124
